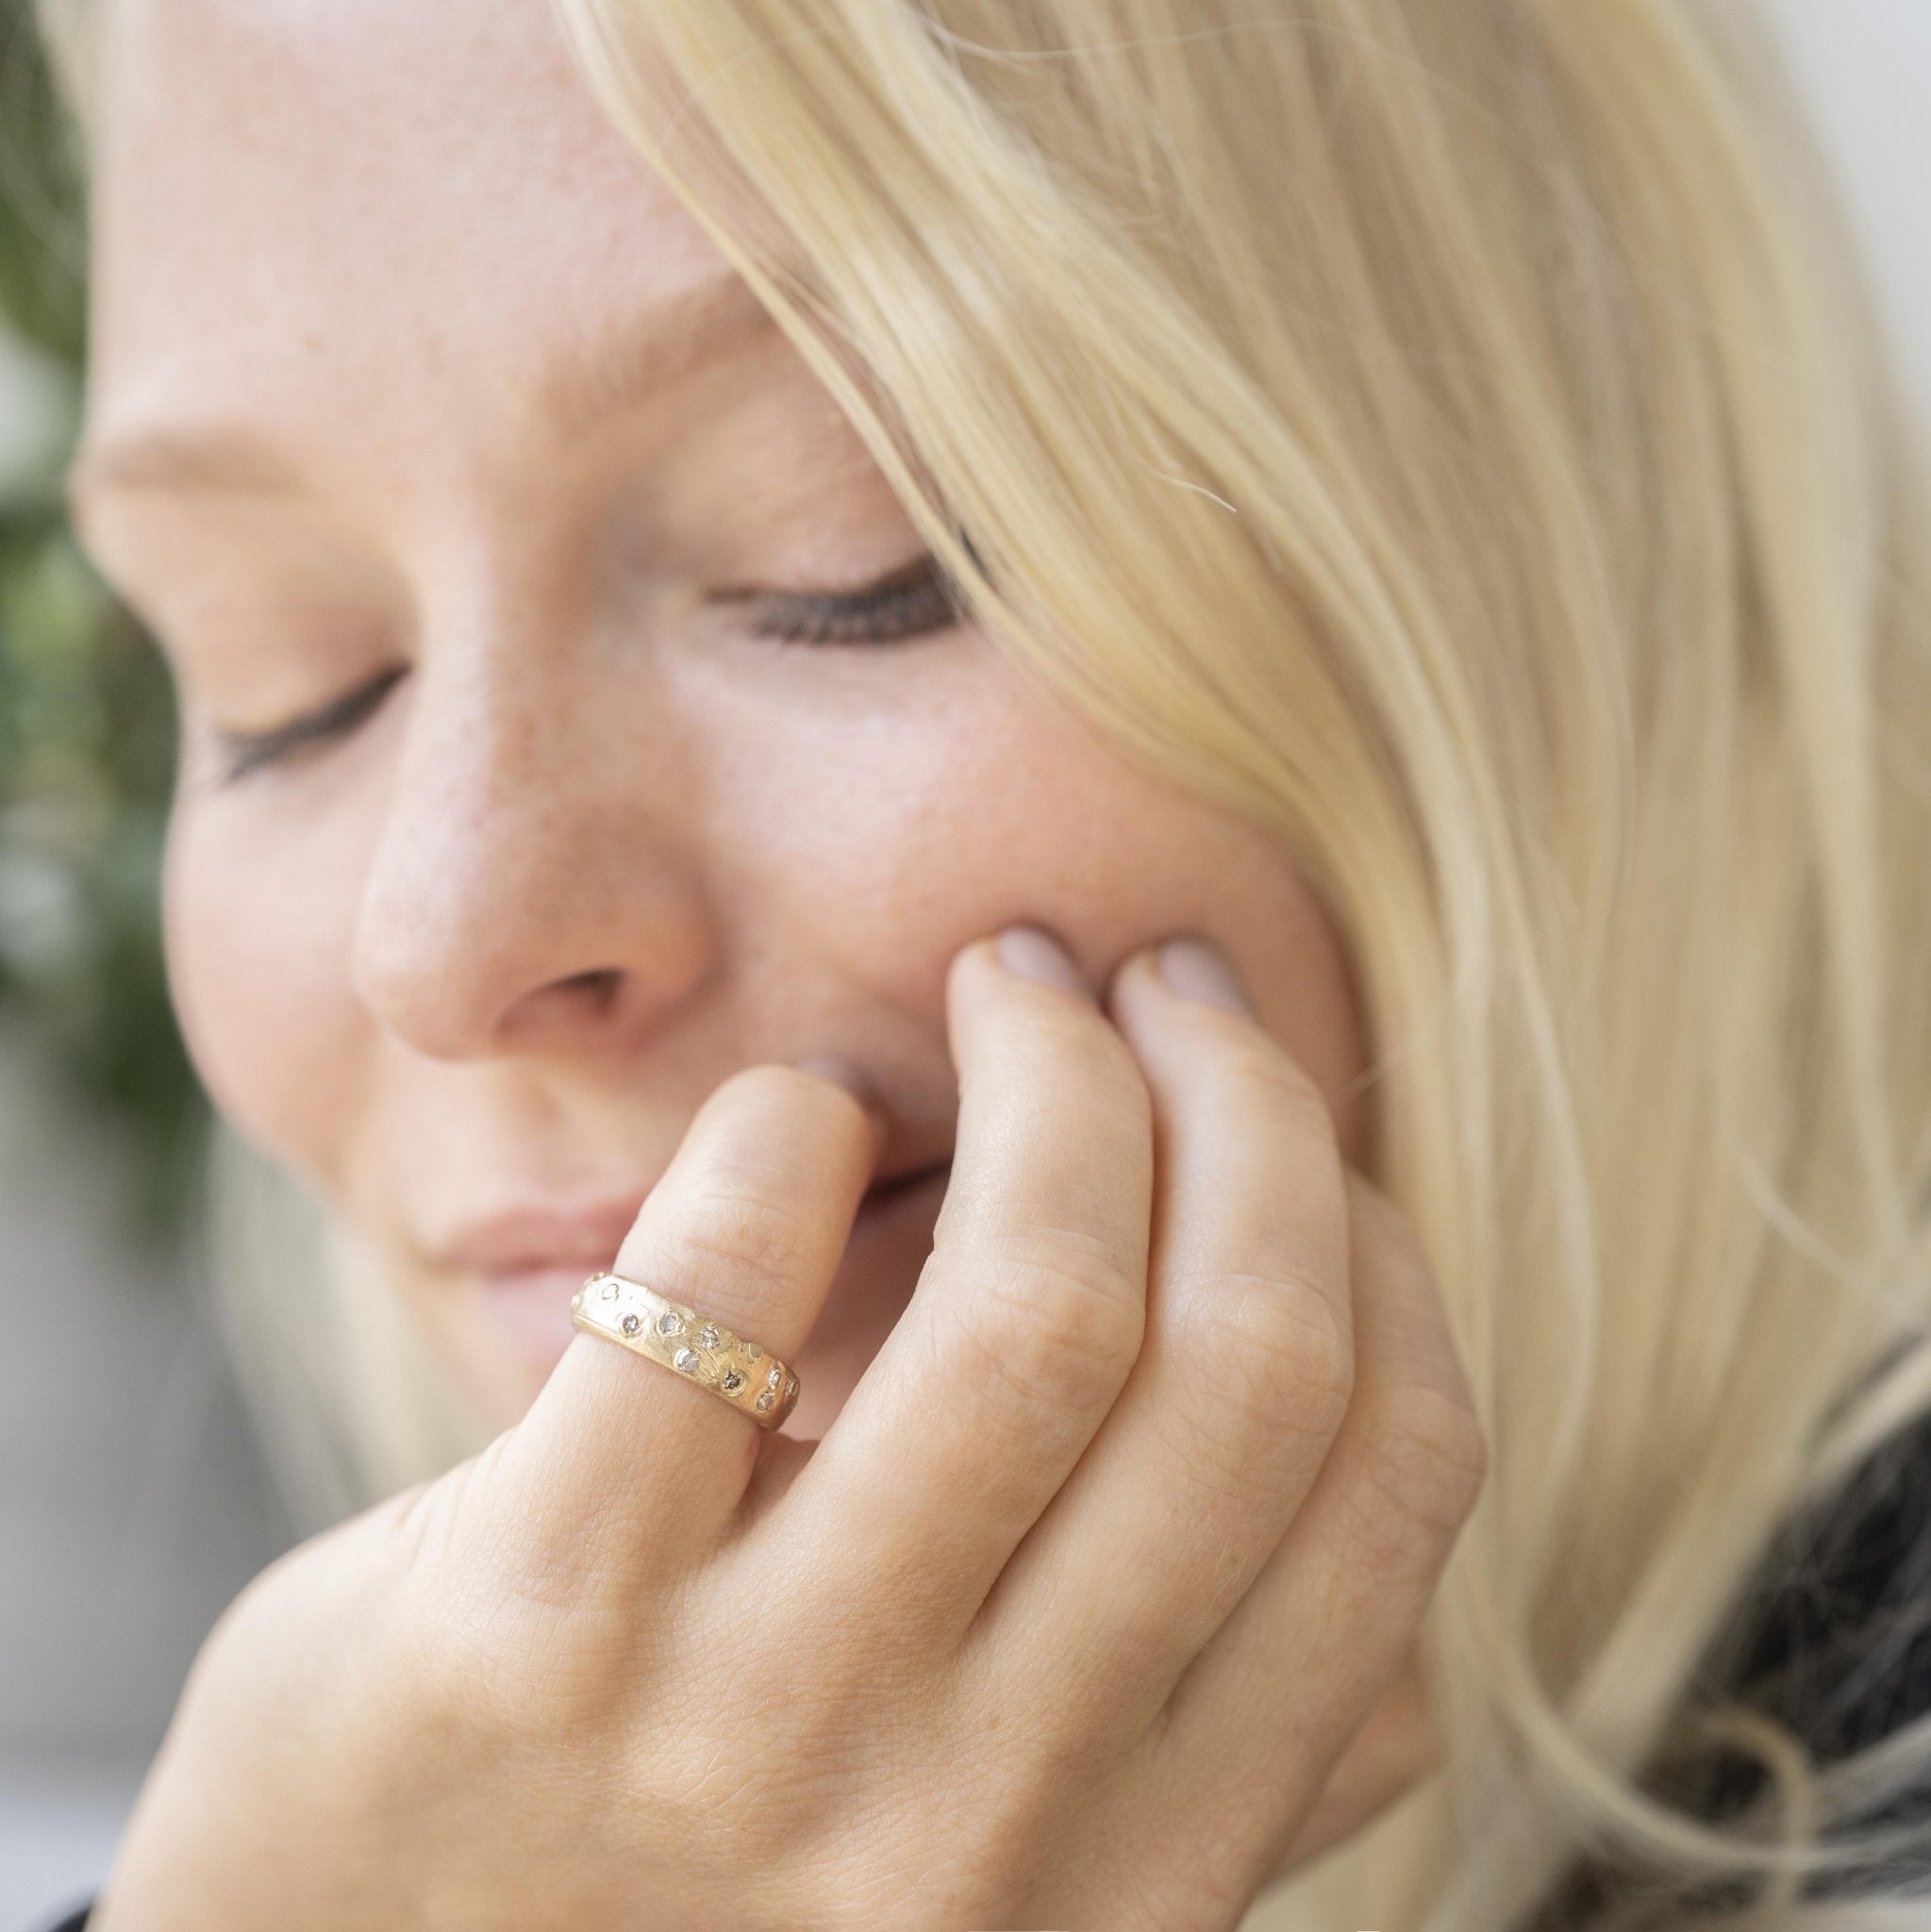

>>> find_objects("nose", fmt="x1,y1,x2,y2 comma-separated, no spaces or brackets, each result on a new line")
349,641,713,1064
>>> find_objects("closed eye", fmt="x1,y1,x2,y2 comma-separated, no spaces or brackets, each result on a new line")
209,664,408,785
740,549,969,647
206,542,978,784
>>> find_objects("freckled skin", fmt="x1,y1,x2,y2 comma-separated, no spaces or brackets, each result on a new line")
75,0,1372,1438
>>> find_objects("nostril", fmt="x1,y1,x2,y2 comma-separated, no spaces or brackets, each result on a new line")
489,964,634,1055
559,967,624,1010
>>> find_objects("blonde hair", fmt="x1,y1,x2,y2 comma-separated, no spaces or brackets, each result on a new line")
38,0,1931,1924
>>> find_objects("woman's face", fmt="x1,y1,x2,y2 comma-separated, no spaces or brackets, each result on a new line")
70,0,1371,1434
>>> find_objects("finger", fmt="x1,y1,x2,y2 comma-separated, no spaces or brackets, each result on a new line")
1152,1165,1486,1854
957,937,1355,1741
1083,1641,1438,1929
1263,1644,1438,1877
500,1058,882,1565
774,925,1155,1641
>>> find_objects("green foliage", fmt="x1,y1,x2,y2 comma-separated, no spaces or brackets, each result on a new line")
0,4,86,363
0,8,210,1241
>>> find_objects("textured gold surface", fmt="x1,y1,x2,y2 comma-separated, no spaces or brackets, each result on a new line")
569,1271,800,1429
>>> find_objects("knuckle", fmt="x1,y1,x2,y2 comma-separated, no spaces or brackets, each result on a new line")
1157,1276,1353,1504
411,1583,565,1735
952,1230,1145,1420
658,1175,822,1289
1337,1171,1484,1537
388,1518,600,1741
1205,1271,1356,1425
406,1526,661,1754
1353,1379,1489,1554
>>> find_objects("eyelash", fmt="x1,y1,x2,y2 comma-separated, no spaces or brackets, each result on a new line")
211,664,408,786
747,549,964,647
208,551,967,784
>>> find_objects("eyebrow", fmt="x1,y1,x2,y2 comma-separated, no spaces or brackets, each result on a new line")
65,272,782,514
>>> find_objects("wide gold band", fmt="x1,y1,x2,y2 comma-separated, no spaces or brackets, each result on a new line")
569,1271,800,1430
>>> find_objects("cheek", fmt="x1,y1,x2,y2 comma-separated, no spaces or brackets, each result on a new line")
716,662,1367,1144
698,663,1111,1000
161,801,374,1190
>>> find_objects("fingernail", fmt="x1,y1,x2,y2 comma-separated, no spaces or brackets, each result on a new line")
994,924,1091,998
1157,935,1254,1015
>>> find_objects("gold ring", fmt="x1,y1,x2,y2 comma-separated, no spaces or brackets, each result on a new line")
569,1272,800,1429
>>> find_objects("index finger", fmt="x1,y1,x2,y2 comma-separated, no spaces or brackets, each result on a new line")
499,1058,882,1564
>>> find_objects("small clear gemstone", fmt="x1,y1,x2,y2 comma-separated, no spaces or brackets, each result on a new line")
697,1323,721,1348
721,1371,743,1393
755,1391,774,1411
767,1365,783,1390
744,1342,762,1362
621,1312,641,1336
657,1311,682,1337
783,1374,797,1402
674,1347,701,1374
600,1280,618,1301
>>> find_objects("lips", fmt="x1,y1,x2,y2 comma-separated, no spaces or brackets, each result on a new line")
437,1200,645,1279
445,1157,952,1368
436,1158,948,1275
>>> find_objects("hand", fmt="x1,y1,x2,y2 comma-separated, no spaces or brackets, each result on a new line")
91,928,1485,1932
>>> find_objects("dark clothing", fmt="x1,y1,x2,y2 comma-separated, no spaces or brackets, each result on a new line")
1694,1404,1931,1809
1526,1400,1931,1928
27,1409,1931,1932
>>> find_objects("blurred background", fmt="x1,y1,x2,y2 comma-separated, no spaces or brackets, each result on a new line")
0,8,306,1923
0,1,1926,1924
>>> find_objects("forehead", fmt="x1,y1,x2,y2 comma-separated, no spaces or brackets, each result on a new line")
84,0,745,483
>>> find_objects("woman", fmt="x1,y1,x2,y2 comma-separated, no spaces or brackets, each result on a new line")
24,0,1931,1925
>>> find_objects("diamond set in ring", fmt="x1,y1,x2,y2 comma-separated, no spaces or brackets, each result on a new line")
568,1271,798,1429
